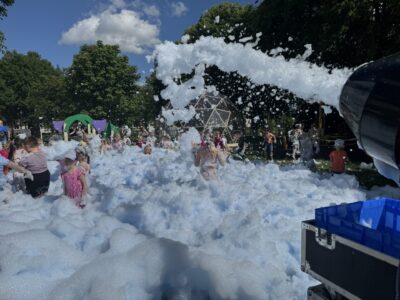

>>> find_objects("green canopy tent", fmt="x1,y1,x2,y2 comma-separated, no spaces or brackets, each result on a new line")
103,122,119,139
63,114,93,141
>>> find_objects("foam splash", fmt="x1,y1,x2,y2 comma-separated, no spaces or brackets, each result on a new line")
151,36,353,124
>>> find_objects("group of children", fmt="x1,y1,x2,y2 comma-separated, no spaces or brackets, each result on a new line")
0,124,350,206
100,133,152,156
272,124,348,174
1,137,50,198
99,129,179,157
0,135,91,208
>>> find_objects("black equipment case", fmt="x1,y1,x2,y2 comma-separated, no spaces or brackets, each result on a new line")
301,220,399,300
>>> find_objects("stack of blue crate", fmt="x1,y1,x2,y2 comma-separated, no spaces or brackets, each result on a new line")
315,198,400,258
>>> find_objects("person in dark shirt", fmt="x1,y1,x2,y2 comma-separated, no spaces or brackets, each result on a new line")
232,131,247,160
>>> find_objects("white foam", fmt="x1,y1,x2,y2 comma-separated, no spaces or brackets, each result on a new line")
1,141,397,299
151,36,353,124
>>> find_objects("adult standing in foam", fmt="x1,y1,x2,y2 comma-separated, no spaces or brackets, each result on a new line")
264,130,276,161
310,124,320,155
20,137,50,198
232,131,247,160
288,124,303,160
299,130,317,172
0,120,10,146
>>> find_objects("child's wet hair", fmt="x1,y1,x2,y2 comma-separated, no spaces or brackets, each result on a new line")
77,152,86,161
14,138,24,149
24,137,39,148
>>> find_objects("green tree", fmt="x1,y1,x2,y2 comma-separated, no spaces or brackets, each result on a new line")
247,0,400,142
0,51,67,131
28,69,70,123
116,73,166,127
0,0,15,52
251,0,400,67
135,74,165,125
66,41,140,124
184,3,255,44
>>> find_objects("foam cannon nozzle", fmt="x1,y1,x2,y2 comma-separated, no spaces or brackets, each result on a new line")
340,54,400,182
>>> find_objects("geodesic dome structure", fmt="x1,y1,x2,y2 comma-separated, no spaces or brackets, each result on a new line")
185,93,243,140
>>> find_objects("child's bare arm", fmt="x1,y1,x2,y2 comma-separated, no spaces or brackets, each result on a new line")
79,175,88,195
217,151,226,166
7,161,28,174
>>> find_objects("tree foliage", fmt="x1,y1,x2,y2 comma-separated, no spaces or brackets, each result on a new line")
0,51,66,129
183,2,312,133
0,0,14,19
66,41,140,124
0,42,161,131
184,3,255,44
3,0,400,137
180,0,400,136
128,73,165,126
0,0,15,52
251,0,400,67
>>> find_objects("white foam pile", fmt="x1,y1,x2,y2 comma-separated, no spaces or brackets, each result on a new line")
150,36,353,124
1,139,398,300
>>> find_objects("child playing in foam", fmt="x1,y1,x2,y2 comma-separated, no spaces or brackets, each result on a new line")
144,144,152,155
20,137,50,198
194,141,225,180
11,138,28,192
329,139,348,174
61,150,88,208
77,152,91,175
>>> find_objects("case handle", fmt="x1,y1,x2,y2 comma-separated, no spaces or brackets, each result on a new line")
315,228,336,250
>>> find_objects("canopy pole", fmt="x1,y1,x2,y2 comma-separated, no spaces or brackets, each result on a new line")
63,122,68,141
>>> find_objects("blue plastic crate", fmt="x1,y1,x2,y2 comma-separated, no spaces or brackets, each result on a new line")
315,198,400,258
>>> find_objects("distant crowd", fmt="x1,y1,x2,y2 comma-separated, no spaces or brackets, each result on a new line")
0,120,348,208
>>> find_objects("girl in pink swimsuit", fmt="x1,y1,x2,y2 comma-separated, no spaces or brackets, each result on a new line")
61,157,87,208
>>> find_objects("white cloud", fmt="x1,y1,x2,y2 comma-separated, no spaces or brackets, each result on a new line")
60,9,160,54
170,1,188,17
110,0,126,9
128,0,160,19
143,4,160,17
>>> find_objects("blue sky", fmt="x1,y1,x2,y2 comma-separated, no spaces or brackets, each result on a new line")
2,0,256,79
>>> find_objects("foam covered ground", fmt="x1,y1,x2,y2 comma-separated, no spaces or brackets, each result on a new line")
0,140,398,300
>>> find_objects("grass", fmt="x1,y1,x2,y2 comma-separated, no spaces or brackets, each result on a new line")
245,154,396,189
